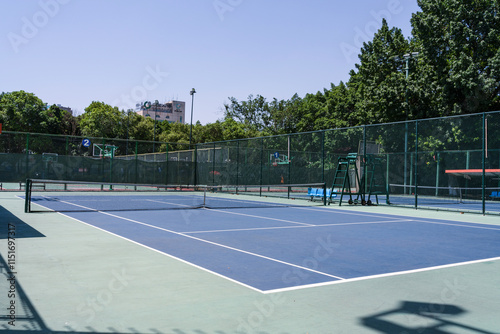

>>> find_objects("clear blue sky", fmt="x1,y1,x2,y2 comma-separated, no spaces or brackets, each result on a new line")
1,0,421,124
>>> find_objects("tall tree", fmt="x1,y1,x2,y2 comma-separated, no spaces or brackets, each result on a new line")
0,91,48,133
79,101,124,138
46,104,79,135
412,0,500,114
348,19,410,124
224,95,269,132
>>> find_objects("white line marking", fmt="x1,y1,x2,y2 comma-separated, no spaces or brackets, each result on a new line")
205,208,315,226
263,256,500,294
50,199,344,281
31,197,264,292
102,211,344,280
294,206,407,219
58,212,264,293
146,199,198,208
183,219,411,234
295,206,500,230
408,219,500,231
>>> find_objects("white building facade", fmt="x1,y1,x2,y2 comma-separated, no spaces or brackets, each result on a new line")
136,100,186,123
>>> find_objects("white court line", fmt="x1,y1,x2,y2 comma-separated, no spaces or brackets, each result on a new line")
295,206,500,230
263,256,500,294
407,219,500,231
294,205,410,219
183,218,412,234
29,197,264,292
146,199,199,208
52,199,344,281
207,195,288,206
206,208,315,226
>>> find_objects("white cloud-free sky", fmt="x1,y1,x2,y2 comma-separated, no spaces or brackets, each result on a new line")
1,0,421,124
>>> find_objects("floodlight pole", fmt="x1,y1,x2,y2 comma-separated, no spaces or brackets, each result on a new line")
402,52,419,195
189,88,196,148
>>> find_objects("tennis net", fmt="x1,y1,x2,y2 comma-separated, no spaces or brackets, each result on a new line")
24,179,327,213
386,184,500,206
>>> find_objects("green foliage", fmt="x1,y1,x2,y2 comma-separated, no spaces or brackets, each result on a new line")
349,19,410,124
46,104,80,136
124,111,154,141
412,0,500,114
80,101,124,138
0,91,51,133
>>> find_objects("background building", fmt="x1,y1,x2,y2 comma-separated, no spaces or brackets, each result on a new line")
136,100,186,123
56,104,73,115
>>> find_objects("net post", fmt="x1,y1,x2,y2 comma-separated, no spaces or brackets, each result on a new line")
24,179,32,213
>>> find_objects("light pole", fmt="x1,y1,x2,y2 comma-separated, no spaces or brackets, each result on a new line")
403,52,419,115
402,52,419,195
189,88,196,147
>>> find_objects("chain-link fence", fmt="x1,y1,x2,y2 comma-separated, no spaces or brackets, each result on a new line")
1,111,499,214
0,134,195,186
196,111,500,215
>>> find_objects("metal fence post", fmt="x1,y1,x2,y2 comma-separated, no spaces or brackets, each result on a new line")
236,140,240,187
260,137,264,196
482,112,486,214
25,133,30,181
165,143,169,185
321,131,325,184
414,120,418,209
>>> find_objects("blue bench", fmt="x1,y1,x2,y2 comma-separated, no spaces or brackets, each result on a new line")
490,191,500,199
308,188,336,200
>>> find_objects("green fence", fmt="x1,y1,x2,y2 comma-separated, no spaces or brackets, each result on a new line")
196,111,500,215
0,133,195,186
1,111,499,214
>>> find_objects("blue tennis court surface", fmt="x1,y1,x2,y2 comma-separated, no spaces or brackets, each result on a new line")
30,194,500,293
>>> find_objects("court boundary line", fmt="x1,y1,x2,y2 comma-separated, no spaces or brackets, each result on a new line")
204,208,315,227
97,210,345,281
31,197,270,292
57,212,266,293
263,256,500,294
407,218,500,231
45,198,345,284
295,206,500,228
182,218,412,234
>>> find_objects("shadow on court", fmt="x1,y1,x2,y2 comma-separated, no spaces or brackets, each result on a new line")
1,249,240,333
0,205,45,239
361,300,496,333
